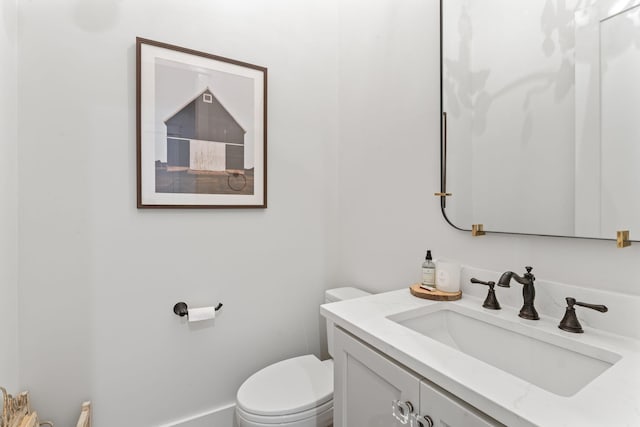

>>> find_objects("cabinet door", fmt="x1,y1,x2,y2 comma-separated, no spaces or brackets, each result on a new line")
418,380,504,427
333,327,420,427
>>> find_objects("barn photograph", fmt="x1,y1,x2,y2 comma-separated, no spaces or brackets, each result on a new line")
137,40,266,208
156,86,254,195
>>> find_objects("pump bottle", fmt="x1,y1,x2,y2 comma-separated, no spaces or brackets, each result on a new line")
421,250,436,290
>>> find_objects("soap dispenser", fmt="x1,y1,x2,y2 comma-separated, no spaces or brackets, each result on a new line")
421,250,436,291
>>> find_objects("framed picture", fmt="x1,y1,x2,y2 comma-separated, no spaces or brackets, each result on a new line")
136,37,267,208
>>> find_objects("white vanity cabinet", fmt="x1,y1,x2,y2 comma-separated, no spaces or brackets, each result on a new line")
333,327,503,427
333,326,420,427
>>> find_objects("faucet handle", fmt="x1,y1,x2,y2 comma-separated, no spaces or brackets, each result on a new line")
525,266,533,274
470,278,495,287
470,278,500,310
572,298,608,313
559,297,608,333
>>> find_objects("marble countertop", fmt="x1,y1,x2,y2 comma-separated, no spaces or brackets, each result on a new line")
321,288,640,427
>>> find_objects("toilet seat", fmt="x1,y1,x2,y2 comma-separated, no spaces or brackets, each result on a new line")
236,355,333,425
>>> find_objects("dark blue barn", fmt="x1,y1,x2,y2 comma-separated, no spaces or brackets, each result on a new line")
165,88,245,172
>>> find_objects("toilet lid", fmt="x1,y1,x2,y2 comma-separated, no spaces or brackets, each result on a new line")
236,355,333,417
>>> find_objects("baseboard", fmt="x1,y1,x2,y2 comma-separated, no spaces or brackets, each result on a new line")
160,402,237,427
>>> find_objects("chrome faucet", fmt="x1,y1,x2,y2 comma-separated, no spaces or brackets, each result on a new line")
497,266,539,320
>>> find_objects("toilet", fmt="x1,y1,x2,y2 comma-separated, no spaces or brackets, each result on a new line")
235,287,371,427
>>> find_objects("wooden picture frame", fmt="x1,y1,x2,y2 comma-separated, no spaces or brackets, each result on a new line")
136,37,267,208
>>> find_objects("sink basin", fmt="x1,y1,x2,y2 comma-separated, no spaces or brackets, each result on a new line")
388,305,621,396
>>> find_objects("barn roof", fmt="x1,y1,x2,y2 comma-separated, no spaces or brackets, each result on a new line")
164,87,246,133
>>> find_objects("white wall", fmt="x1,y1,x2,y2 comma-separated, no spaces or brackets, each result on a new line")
0,0,19,393
17,1,338,425
336,0,640,298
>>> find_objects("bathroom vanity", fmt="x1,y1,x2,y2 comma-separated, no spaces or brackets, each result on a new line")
321,272,640,427
333,327,502,426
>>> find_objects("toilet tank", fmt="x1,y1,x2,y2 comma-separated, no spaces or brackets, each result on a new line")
325,287,371,357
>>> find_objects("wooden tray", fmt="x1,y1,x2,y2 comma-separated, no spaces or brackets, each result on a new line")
409,283,462,301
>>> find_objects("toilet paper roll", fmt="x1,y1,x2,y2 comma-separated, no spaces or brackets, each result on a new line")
188,306,216,322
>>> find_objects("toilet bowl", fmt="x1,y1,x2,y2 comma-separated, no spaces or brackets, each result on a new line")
235,287,371,427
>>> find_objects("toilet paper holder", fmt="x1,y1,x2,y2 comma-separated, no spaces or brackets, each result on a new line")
173,301,223,317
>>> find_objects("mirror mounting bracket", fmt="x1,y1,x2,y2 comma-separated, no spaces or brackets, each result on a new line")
617,230,631,248
472,224,486,237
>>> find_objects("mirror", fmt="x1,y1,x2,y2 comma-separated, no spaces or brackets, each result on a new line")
440,0,640,240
